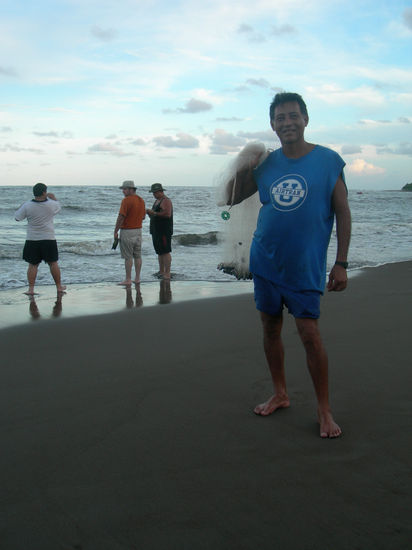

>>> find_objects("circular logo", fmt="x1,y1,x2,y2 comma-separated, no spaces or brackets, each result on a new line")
270,174,308,211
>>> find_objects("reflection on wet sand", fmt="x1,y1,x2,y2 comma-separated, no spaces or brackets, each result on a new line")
159,279,172,304
125,285,143,309
28,294,64,321
124,280,172,308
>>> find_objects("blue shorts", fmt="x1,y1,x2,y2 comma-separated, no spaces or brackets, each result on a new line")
253,274,321,319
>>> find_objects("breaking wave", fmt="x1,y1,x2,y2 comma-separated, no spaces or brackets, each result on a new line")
173,231,219,246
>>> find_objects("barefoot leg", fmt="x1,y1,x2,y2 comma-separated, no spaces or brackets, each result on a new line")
134,257,142,284
254,312,290,416
295,317,342,438
48,261,66,293
318,408,342,438
25,263,39,295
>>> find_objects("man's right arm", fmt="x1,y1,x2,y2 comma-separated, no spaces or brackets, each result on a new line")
114,213,125,238
223,144,267,206
226,167,258,206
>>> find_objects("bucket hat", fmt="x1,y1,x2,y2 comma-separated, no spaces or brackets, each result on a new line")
119,180,136,189
150,183,164,193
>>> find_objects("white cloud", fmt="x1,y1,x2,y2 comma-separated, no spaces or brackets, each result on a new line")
209,129,247,155
307,84,385,107
403,7,412,31
153,133,199,148
395,142,412,156
87,142,132,156
0,66,18,77
130,138,147,146
341,145,362,155
163,98,213,114
90,25,117,42
271,24,297,35
246,78,271,88
237,24,253,33
347,159,385,175
237,130,276,144
0,143,43,154
33,131,74,138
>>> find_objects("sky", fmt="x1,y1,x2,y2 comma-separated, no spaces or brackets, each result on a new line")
1,0,411,190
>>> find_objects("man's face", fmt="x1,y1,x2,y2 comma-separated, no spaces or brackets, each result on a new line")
271,101,308,145
152,190,163,199
123,187,133,196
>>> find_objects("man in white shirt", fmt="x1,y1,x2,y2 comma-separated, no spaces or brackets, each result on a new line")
15,183,66,295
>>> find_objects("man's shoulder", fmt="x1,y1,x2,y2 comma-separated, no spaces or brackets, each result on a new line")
45,198,61,210
132,195,145,208
315,144,342,160
160,195,172,206
128,194,145,202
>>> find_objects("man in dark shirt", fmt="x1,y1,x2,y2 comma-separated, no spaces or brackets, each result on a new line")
146,183,173,280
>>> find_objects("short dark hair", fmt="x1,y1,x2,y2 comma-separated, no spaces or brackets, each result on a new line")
269,92,308,121
33,183,47,197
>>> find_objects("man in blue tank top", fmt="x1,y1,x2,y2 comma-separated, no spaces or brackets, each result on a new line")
227,92,351,438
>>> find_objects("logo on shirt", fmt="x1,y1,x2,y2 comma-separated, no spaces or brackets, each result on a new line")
270,174,308,211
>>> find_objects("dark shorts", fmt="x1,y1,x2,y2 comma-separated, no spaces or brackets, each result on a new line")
23,240,59,265
253,274,321,319
152,232,172,255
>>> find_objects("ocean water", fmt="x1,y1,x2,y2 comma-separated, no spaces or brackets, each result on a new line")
1,185,411,291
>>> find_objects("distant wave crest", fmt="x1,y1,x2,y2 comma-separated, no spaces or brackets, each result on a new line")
60,240,113,256
173,231,219,246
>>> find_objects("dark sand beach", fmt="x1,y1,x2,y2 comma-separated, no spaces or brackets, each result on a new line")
0,262,411,549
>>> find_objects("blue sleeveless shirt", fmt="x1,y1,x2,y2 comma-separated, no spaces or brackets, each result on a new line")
250,145,345,293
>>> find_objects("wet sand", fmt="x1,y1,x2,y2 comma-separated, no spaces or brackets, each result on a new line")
0,279,253,330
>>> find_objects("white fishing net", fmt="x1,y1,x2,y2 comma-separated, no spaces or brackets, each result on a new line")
216,142,268,279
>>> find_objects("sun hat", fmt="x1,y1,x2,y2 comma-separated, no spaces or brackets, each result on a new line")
150,183,164,193
119,180,136,189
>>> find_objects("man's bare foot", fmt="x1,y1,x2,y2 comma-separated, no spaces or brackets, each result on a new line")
254,394,290,416
318,408,342,438
134,279,141,284
24,289,38,296
57,285,66,294
117,280,132,286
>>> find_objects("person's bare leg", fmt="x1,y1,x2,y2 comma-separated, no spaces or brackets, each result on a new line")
160,253,171,279
158,254,165,277
254,312,290,415
48,261,66,293
295,317,342,438
25,263,39,295
157,255,162,277
134,257,142,283
118,258,133,285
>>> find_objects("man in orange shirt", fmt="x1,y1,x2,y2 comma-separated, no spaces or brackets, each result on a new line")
114,181,146,285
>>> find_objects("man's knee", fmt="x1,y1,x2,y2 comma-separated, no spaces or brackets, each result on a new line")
260,312,283,339
296,318,322,348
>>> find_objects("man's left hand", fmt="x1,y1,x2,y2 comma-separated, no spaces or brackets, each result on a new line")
327,264,348,292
